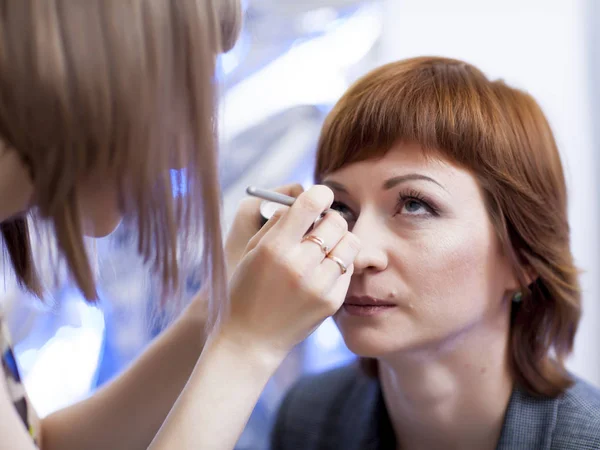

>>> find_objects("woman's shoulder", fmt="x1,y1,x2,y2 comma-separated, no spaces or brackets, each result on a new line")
277,362,372,415
500,375,600,449
560,375,600,410
553,376,600,439
271,363,384,450
271,366,600,449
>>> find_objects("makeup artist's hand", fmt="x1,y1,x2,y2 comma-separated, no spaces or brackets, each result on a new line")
218,185,361,361
224,183,304,279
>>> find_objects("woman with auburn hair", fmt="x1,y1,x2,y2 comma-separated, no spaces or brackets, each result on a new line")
271,57,600,449
0,1,360,449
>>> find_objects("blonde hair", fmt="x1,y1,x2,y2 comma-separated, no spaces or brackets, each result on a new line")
0,0,242,326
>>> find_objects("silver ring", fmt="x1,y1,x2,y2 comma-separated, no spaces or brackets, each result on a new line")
326,254,347,275
302,235,330,254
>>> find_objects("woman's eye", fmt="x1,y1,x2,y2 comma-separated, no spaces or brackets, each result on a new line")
402,199,428,215
395,195,437,217
330,201,355,222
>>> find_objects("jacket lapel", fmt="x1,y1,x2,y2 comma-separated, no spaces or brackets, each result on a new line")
336,373,396,450
336,375,559,450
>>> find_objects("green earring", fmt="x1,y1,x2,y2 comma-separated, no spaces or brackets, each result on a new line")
513,291,523,303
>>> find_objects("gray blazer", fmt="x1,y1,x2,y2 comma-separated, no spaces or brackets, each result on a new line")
271,364,600,449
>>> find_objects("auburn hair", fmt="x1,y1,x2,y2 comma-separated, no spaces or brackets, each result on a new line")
315,56,580,398
0,0,242,326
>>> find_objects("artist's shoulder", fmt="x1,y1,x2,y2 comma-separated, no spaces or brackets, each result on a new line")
553,376,600,445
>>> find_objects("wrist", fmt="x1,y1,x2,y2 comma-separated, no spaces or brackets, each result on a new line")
207,327,287,374
173,295,210,358
182,289,209,326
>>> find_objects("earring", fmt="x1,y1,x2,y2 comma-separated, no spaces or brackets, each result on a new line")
512,291,523,303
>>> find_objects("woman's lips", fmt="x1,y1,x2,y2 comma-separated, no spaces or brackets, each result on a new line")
342,296,397,317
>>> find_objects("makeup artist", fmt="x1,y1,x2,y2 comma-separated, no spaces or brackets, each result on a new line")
0,1,359,449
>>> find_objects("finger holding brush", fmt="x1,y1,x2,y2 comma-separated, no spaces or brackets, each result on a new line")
246,186,341,226
220,184,361,359
224,184,304,280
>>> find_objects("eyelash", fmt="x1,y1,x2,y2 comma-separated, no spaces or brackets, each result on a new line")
330,189,440,222
395,189,440,217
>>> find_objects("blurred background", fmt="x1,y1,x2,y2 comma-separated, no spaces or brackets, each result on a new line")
1,0,599,448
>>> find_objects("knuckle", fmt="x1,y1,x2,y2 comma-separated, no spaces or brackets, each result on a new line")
304,281,326,302
344,232,362,254
289,183,305,196
327,210,348,233
297,186,333,213
258,242,308,286
270,208,285,221
283,255,308,279
296,193,323,214
256,240,282,262
287,265,307,290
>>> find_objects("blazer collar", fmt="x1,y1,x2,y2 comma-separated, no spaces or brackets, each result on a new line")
334,371,395,450
338,375,558,450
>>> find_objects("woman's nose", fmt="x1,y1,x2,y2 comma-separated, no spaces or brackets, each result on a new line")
350,216,388,275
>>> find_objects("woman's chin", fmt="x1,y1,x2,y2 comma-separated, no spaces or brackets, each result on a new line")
339,327,400,358
335,315,410,357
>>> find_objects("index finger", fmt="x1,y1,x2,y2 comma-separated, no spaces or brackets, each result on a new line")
273,185,334,241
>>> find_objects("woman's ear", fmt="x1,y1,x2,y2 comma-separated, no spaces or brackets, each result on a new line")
522,265,538,288
506,263,538,297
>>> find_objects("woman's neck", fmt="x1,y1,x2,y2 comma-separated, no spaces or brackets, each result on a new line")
378,308,513,450
0,148,33,222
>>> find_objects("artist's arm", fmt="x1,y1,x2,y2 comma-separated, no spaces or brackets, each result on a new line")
37,185,300,450
9,185,357,450
39,295,209,450
36,185,305,450
149,185,360,450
